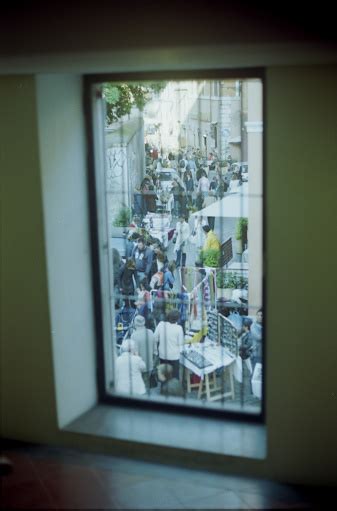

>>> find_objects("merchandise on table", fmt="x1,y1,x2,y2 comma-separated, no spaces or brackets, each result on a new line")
206,309,239,357
181,347,213,369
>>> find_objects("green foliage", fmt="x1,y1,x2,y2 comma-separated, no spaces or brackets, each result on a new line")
216,271,236,288
113,207,132,227
103,81,167,124
200,249,220,268
216,271,248,289
235,217,248,241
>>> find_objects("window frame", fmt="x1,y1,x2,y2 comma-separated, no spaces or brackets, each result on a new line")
83,68,266,424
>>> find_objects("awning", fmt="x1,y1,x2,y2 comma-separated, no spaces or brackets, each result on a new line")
192,185,248,218
229,136,241,144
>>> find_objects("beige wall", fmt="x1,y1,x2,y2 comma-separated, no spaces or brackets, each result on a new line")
1,66,337,485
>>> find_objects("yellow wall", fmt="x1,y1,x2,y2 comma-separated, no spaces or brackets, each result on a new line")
266,65,337,481
1,66,337,484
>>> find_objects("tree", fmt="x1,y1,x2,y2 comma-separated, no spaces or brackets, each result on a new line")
103,82,166,124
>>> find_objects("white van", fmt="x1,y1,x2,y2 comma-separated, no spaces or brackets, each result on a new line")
233,162,248,181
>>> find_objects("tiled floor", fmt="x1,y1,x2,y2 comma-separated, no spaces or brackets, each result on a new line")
1,439,333,509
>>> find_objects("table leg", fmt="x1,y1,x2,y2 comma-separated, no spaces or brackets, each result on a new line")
205,374,211,400
212,371,217,387
229,365,235,399
197,377,203,399
186,368,191,393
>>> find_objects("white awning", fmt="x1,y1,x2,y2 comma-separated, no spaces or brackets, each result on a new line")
192,185,248,218
229,136,241,144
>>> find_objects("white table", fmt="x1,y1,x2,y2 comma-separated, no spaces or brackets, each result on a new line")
180,340,236,401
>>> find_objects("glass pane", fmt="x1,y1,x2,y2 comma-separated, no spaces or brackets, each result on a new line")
98,78,263,414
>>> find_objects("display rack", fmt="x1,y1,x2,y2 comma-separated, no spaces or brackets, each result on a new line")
206,308,219,343
206,309,239,357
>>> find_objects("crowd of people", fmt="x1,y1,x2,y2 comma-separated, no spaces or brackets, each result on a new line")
114,147,229,318
115,310,185,397
114,307,263,398
138,147,243,220
112,145,260,401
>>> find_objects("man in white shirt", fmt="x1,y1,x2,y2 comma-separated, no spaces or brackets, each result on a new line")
197,172,210,194
154,309,185,379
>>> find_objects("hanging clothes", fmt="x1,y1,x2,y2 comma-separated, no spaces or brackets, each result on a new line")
177,292,189,323
202,278,211,309
208,270,216,307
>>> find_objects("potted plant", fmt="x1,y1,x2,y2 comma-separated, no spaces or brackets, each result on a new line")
200,248,221,268
111,206,132,236
216,271,237,300
231,274,249,304
235,217,248,254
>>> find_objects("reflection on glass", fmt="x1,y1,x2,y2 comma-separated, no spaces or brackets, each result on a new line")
100,78,263,414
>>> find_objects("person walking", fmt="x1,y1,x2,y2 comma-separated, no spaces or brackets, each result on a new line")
154,309,185,380
131,237,154,284
184,170,195,208
118,257,137,307
197,171,210,195
115,339,146,395
130,315,157,390
173,215,190,268
195,192,205,211
163,261,176,290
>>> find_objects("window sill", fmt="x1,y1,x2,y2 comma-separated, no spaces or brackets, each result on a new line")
64,404,266,461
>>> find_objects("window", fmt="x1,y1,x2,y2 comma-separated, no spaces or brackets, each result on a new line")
85,71,264,419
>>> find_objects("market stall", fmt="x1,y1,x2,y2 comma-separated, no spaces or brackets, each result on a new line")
180,339,236,401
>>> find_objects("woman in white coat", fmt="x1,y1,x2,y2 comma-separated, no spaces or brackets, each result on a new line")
115,339,146,395
173,215,191,268
192,214,208,251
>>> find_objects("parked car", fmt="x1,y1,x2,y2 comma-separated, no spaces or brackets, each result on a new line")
156,169,184,192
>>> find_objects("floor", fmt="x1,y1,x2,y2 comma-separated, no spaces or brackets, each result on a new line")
1,439,333,509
